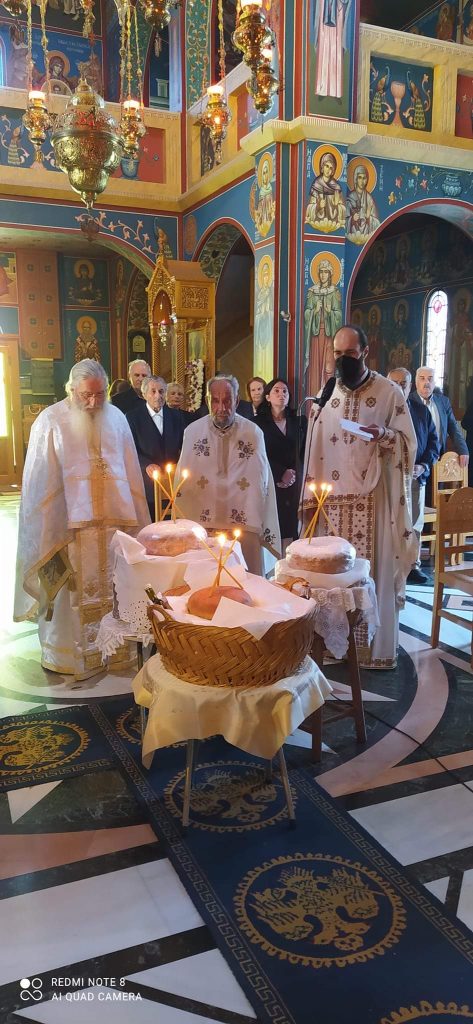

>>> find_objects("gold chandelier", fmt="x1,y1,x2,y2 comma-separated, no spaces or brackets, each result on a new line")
16,0,146,208
233,0,274,73
118,1,146,159
1,0,26,13
248,46,279,113
51,79,123,209
138,0,180,30
198,0,231,165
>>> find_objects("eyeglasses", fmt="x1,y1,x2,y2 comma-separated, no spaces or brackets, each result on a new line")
77,391,105,400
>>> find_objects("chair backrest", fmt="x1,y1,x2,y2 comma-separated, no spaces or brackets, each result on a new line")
436,487,473,565
432,452,468,506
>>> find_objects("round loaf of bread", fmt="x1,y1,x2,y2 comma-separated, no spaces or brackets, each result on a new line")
137,520,206,557
286,536,356,574
187,585,253,621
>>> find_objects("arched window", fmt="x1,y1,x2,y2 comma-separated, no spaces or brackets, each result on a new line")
425,289,448,389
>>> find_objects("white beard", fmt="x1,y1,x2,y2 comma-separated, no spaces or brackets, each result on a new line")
69,400,112,452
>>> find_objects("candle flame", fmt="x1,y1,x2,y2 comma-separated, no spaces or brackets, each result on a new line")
165,463,173,474
233,529,241,539
153,469,159,481
217,533,227,547
192,526,207,541
182,469,189,479
308,483,316,494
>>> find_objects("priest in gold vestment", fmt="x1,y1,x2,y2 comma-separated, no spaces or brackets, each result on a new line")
14,360,150,680
302,326,417,668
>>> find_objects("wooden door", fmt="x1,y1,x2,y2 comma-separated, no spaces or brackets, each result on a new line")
0,335,23,487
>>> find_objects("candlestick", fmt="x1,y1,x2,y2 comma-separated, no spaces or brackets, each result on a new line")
213,533,227,590
165,463,175,521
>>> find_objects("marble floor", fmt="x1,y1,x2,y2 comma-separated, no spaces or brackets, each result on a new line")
1,493,473,1022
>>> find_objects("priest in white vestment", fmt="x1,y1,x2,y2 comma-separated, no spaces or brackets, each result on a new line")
301,325,417,668
175,375,281,574
14,359,150,680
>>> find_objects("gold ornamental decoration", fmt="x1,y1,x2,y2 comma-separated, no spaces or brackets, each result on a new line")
51,78,123,210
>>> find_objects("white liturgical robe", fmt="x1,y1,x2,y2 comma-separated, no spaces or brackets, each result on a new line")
14,399,150,680
175,414,281,571
302,371,417,668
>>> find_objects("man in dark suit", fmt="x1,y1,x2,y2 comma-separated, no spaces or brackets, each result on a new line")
410,366,469,465
126,375,185,518
388,368,440,584
112,359,151,415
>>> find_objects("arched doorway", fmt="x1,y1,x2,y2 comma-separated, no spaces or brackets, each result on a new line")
197,223,255,388
349,207,473,419
0,226,149,484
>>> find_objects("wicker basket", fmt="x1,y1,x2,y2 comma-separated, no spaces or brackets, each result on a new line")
147,600,316,688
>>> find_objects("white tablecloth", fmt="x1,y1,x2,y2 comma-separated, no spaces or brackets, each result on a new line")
96,611,153,660
133,654,332,761
275,566,379,659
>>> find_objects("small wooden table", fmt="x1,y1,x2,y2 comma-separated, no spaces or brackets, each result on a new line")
300,609,367,762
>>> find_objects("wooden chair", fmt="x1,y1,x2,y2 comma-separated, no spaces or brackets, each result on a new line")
423,452,468,561
431,487,473,667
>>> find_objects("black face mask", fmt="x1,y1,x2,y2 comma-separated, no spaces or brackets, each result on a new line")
335,354,363,384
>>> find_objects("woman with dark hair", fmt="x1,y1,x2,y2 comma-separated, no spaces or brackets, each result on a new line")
238,376,266,419
256,378,307,549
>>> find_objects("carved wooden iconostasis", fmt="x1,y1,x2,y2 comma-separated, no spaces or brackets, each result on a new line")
147,249,215,411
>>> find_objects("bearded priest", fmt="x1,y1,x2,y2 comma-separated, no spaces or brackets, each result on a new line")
301,325,417,669
14,359,150,680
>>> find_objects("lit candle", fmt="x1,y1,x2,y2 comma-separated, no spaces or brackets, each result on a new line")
215,533,227,587
165,463,175,521
241,0,263,7
123,98,140,111
191,528,244,590
221,528,241,569
153,469,162,523
28,89,46,103
207,84,224,96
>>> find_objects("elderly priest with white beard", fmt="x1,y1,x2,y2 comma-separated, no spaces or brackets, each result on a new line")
14,359,150,680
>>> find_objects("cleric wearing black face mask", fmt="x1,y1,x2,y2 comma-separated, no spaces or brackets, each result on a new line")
300,323,418,671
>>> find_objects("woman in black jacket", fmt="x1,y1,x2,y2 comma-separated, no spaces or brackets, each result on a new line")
256,378,307,550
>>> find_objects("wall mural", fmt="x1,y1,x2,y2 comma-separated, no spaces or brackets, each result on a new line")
456,73,473,138
463,0,473,42
254,253,274,381
406,1,458,40
200,124,215,177
250,149,276,241
114,128,165,183
305,144,346,234
303,250,343,395
308,0,355,119
346,157,380,245
198,224,241,282
186,0,211,108
62,308,111,375
369,57,433,132
0,21,103,94
0,0,101,35
61,257,109,308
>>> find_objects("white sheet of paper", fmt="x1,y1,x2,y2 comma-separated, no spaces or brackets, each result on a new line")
340,418,373,441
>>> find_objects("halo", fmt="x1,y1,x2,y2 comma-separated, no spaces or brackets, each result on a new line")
347,157,377,193
76,315,97,335
352,307,364,326
257,150,274,187
311,144,343,181
453,287,471,313
396,233,411,256
394,299,409,320
371,241,386,263
309,252,342,287
257,255,273,288
74,258,94,279
48,50,71,77
368,304,381,325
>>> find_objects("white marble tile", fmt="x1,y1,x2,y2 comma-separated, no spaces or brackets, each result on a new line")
8,782,62,824
0,696,47,719
350,784,473,865
285,728,334,754
458,868,473,932
0,860,203,986
15,986,221,1023
127,948,256,1018
424,876,449,902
